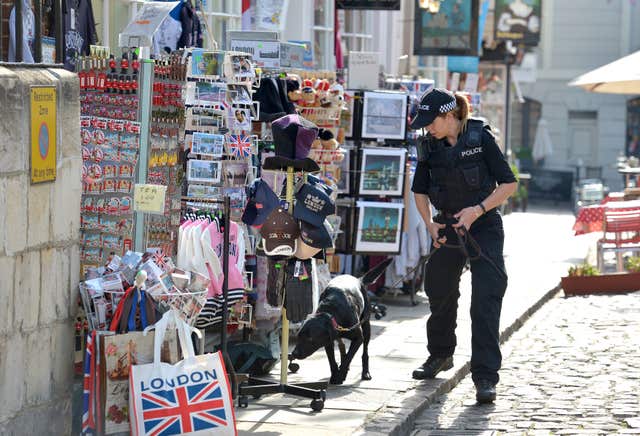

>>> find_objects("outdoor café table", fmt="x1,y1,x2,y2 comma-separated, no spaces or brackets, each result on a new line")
573,199,640,235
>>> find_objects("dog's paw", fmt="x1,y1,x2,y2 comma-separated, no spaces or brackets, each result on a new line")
361,372,372,381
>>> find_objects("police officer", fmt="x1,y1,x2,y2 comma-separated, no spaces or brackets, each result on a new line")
410,88,517,404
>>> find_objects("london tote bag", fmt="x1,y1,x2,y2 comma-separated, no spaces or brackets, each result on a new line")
129,311,237,435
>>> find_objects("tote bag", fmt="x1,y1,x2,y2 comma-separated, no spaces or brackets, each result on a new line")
129,311,237,436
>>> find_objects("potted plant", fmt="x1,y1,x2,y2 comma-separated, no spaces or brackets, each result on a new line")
561,262,640,296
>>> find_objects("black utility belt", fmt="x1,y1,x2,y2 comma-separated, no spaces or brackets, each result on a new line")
437,208,497,219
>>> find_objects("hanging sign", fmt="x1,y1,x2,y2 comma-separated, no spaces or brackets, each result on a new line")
118,1,180,47
494,0,542,46
30,86,57,184
348,51,380,90
337,0,401,10
134,184,167,214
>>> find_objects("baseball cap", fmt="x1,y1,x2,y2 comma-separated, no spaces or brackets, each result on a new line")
260,208,300,257
242,178,280,226
409,88,457,130
262,114,320,172
294,220,334,260
293,182,336,227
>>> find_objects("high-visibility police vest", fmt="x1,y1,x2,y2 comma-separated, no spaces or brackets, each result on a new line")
418,118,496,213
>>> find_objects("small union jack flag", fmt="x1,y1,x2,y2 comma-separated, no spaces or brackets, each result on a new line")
81,331,96,434
141,381,229,435
227,135,252,159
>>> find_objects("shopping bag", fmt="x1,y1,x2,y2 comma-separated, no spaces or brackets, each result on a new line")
129,311,237,436
100,330,180,434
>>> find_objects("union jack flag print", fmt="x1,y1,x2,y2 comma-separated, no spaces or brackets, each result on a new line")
227,135,252,159
141,381,228,435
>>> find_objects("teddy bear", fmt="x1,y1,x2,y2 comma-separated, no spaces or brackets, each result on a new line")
286,78,302,104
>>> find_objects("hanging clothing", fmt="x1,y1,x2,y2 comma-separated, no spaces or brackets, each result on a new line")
152,16,182,56
9,0,35,63
177,1,203,49
62,0,97,71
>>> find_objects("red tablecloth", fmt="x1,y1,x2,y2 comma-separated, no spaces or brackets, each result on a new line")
573,200,640,235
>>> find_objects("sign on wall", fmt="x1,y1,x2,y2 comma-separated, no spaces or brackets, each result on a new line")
30,86,57,184
336,0,400,10
494,0,541,46
414,0,479,56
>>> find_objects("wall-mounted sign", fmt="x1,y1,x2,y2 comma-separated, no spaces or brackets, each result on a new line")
30,86,57,184
337,0,400,9
134,184,167,214
414,0,479,56
494,0,541,46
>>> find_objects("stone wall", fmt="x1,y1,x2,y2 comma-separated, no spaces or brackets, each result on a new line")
0,65,81,435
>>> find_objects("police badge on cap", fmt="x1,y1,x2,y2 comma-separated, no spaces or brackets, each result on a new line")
409,88,457,130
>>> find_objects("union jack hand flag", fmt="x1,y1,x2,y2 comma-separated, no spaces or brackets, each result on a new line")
227,135,252,159
141,382,229,435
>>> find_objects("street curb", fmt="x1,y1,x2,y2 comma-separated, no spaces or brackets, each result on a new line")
355,282,563,436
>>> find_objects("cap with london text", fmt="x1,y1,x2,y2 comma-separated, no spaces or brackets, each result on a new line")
409,88,457,130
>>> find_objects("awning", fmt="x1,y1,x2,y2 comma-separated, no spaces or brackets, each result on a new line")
568,50,640,95
118,1,180,48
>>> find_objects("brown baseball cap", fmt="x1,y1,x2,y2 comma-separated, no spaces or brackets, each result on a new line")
260,208,300,257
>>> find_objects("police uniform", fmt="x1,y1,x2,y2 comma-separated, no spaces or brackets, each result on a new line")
412,118,516,385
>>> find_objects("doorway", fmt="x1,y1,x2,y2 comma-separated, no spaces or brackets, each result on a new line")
568,111,598,177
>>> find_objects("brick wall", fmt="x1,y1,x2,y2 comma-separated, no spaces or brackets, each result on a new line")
0,65,80,435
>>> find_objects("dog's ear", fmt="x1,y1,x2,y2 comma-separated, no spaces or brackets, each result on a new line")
360,258,393,286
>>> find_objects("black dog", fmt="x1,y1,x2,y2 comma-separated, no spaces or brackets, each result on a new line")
290,258,392,385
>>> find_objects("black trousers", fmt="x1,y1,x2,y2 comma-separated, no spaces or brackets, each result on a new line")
424,211,507,384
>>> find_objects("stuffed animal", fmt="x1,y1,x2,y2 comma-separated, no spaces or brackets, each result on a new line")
316,79,332,107
319,129,339,150
286,79,302,104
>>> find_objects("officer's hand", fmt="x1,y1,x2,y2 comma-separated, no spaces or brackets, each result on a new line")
427,221,447,248
453,206,480,232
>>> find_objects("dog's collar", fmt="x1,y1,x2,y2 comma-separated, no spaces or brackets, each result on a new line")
318,312,360,333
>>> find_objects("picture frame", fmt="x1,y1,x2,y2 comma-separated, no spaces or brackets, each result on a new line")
341,90,356,138
185,107,226,133
336,145,353,195
361,91,407,141
187,184,221,198
494,0,541,46
190,132,225,157
334,200,355,254
354,201,404,254
187,159,222,184
413,0,479,56
358,147,407,197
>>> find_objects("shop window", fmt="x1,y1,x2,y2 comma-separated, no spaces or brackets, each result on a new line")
313,0,334,70
339,9,373,54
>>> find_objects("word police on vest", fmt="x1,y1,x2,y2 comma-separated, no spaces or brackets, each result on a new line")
293,182,336,227
140,369,218,391
461,146,483,158
259,207,300,256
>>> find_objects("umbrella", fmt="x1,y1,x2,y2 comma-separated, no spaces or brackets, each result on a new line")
532,119,553,163
568,50,640,94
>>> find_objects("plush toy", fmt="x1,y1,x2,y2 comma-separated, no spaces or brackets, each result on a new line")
286,79,302,104
319,129,339,150
329,83,346,108
315,79,332,107
300,86,317,106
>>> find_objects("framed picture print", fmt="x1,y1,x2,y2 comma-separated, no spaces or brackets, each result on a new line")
185,107,226,133
354,201,404,254
187,159,222,184
341,90,356,138
190,132,225,157
358,147,406,197
336,146,353,195
413,0,479,56
361,91,407,141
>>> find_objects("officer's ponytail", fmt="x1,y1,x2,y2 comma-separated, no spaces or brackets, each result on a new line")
453,93,471,132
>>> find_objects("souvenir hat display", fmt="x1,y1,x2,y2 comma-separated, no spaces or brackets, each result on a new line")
262,114,321,172
242,178,280,226
259,207,300,256
254,76,295,122
293,181,336,227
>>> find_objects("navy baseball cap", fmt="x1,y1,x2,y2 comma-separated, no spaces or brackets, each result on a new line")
293,182,336,227
242,178,280,226
294,220,334,259
409,88,457,130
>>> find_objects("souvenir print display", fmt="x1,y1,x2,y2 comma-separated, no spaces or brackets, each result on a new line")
361,91,408,140
354,201,404,254
358,147,407,197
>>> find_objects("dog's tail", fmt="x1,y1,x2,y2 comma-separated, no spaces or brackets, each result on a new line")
360,258,393,286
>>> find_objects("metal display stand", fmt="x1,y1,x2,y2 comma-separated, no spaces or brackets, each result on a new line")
238,166,328,412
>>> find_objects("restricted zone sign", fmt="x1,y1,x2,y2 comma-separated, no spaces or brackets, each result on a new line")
30,86,57,183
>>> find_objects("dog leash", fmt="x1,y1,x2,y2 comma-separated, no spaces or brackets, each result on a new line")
318,312,363,333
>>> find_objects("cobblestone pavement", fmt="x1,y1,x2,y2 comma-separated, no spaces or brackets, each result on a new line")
411,291,640,436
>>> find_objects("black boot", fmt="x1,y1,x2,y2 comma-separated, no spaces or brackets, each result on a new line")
475,379,496,404
412,356,453,380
